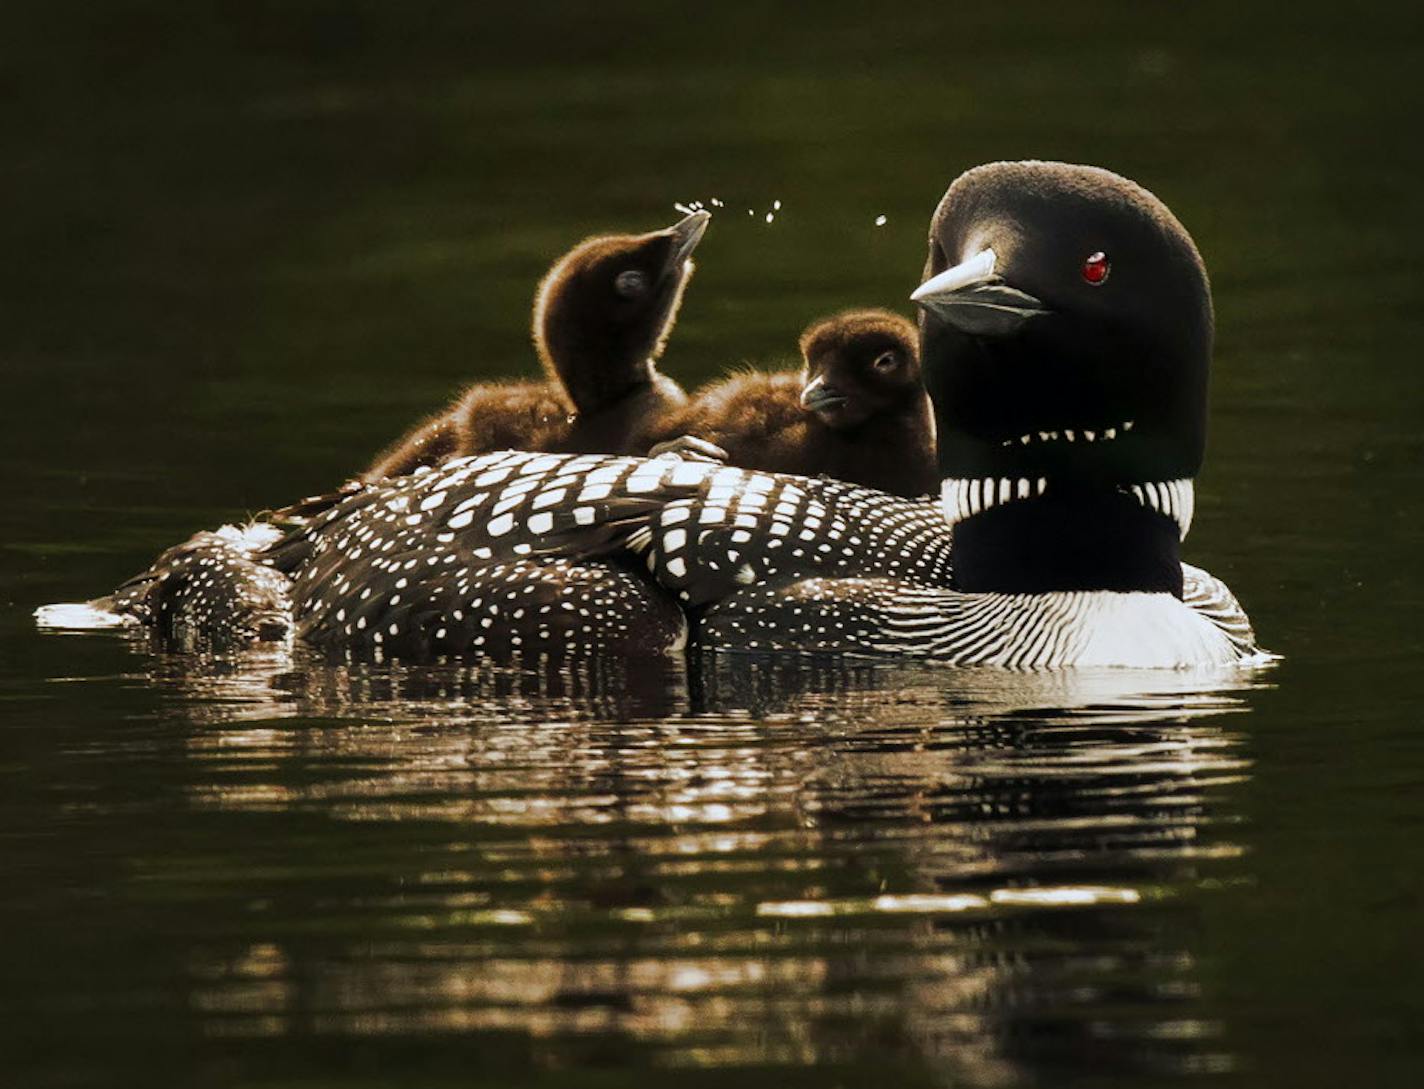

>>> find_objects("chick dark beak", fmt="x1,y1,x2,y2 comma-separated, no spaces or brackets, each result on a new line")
800,375,848,412
910,247,1049,336
663,210,711,274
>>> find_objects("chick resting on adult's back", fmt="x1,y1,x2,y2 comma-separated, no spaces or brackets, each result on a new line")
363,211,709,480
645,310,937,497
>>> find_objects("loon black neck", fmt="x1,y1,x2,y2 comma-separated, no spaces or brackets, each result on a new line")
948,485,1184,596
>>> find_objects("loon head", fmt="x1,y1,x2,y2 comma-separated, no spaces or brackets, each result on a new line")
534,210,709,413
797,309,923,430
913,162,1212,593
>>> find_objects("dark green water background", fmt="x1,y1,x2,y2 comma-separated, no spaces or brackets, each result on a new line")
3,3,1421,1086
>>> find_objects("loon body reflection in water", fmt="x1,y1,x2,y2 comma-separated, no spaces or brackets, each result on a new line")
83,642,1264,1081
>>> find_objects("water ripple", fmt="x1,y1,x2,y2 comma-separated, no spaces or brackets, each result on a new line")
18,639,1273,1084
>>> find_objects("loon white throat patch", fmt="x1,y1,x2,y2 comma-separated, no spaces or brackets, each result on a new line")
997,419,1136,448
941,477,1195,540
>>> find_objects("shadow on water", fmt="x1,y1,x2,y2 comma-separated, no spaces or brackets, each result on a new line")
13,632,1272,1086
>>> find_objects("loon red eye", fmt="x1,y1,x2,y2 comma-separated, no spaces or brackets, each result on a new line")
1082,251,1110,285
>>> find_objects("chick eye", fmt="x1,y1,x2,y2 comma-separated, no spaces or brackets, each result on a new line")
1081,251,1110,286
614,270,649,298
873,351,899,372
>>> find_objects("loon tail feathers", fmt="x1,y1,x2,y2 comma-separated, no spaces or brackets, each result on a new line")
61,526,294,649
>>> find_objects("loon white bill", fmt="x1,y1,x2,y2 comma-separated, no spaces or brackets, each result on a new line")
912,247,998,298
911,246,1049,336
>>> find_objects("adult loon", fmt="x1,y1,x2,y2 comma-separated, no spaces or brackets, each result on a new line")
363,211,709,480
42,161,1265,668
644,310,937,497
256,161,1263,667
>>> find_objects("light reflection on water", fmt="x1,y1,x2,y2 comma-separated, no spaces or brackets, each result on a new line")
65,639,1273,1083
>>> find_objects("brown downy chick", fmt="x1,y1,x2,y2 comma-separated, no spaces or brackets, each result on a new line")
362,211,708,481
646,309,938,498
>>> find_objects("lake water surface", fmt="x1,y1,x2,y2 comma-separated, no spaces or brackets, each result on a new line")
3,3,1421,1086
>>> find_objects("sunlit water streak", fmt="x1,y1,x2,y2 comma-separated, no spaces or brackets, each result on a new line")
20,630,1273,1083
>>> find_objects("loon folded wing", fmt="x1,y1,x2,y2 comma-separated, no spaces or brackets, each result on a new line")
621,471,955,606
258,450,956,657
264,450,713,577
262,451,716,657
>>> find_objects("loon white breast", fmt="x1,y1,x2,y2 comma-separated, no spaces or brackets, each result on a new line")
42,161,1268,669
